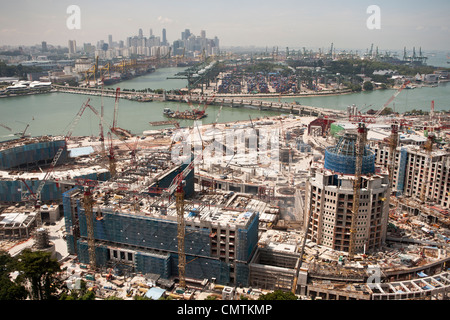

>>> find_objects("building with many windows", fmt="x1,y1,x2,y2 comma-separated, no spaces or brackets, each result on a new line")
304,132,390,254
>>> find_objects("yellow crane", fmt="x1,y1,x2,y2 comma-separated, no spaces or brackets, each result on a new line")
85,56,99,86
420,134,434,203
82,186,96,268
348,122,367,260
176,183,186,288
388,124,399,193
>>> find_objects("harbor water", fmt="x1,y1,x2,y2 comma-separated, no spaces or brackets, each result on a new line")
0,66,449,141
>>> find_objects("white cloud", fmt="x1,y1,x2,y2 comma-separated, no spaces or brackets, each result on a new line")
157,16,173,24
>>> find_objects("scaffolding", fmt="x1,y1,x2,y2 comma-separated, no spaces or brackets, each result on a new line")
0,139,68,170
324,133,375,175
396,147,408,195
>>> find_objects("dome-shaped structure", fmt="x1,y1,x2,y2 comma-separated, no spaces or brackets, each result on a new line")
324,132,375,174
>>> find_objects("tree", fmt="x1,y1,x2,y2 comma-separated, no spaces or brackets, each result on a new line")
0,251,28,300
363,81,374,91
258,290,297,300
16,249,61,300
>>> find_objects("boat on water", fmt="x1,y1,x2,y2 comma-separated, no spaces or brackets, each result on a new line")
111,127,133,139
163,108,207,120
103,72,122,85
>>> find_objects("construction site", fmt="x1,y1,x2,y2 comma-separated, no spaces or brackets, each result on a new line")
1,76,450,300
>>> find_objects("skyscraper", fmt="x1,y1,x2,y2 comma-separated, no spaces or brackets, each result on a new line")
68,40,77,54
162,28,167,45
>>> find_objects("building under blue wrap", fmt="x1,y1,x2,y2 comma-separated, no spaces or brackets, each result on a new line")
0,139,68,170
0,138,110,203
63,167,260,286
324,132,375,175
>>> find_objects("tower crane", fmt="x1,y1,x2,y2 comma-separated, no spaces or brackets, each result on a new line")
164,154,201,288
82,186,96,268
374,80,410,118
21,99,100,226
388,124,399,194
0,123,12,132
420,134,434,203
348,122,368,260
111,88,132,139
107,132,117,178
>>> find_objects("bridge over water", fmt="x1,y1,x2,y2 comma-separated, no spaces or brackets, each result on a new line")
53,85,346,118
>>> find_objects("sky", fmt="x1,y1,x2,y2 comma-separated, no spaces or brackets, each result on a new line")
1,0,449,52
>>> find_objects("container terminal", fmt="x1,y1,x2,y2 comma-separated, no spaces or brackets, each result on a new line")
1,92,450,301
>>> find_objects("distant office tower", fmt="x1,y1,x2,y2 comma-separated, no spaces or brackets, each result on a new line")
41,41,47,52
139,28,143,38
201,30,206,38
149,28,153,37
162,28,167,45
68,40,77,54
108,35,113,48
182,29,191,40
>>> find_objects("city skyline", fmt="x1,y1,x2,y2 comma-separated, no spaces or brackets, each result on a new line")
0,0,449,51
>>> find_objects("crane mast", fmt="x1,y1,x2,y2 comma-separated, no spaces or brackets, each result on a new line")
176,183,186,288
82,187,96,268
349,123,367,260
388,124,399,193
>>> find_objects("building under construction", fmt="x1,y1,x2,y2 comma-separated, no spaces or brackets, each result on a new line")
304,130,390,254
0,135,110,205
62,149,273,287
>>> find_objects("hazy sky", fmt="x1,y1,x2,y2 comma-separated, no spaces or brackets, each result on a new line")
1,0,449,51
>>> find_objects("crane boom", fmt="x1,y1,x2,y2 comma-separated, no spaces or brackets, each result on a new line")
374,80,410,117
21,99,100,206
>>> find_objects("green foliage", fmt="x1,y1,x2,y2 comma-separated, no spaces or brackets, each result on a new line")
0,251,28,300
326,58,437,78
258,290,297,300
15,249,61,300
0,62,43,78
134,294,153,300
363,81,374,91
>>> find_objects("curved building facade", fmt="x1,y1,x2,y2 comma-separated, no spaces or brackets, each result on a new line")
0,137,110,203
324,133,375,175
305,132,390,254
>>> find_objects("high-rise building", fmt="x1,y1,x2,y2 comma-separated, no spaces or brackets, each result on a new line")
108,35,113,48
162,28,167,45
182,29,191,40
41,41,47,52
304,132,390,254
68,40,77,54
